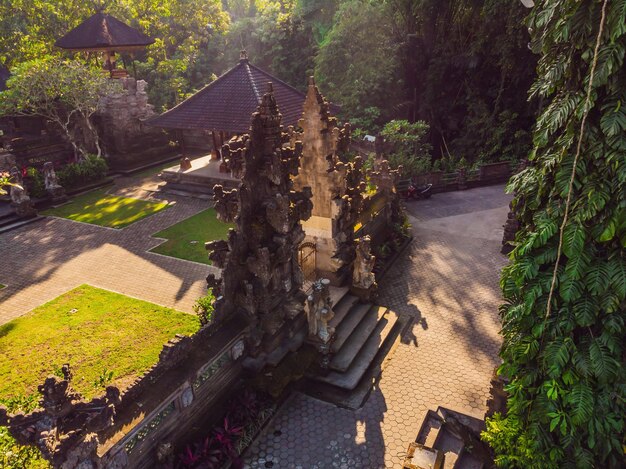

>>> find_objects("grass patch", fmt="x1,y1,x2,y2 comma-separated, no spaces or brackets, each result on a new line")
0,285,197,467
42,188,170,228
151,208,232,264
0,284,198,401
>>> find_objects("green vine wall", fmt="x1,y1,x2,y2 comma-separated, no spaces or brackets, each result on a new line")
483,1,626,467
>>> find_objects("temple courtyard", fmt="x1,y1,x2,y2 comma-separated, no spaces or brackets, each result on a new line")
243,184,512,468
0,175,511,466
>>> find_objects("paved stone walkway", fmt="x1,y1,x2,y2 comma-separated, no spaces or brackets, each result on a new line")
244,185,512,468
0,176,217,324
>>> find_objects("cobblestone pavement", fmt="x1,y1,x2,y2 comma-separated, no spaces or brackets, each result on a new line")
244,185,513,468
0,175,217,324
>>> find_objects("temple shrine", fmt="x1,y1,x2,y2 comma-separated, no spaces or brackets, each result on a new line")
55,11,154,78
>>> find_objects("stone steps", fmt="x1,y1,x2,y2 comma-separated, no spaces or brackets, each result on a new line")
412,407,488,469
314,308,398,390
331,302,371,353
328,292,358,329
330,305,387,372
0,213,42,234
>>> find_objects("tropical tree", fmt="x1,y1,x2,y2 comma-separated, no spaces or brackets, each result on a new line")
482,1,626,467
315,0,403,129
0,57,120,158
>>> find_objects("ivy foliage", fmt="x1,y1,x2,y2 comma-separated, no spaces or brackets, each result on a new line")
483,1,626,468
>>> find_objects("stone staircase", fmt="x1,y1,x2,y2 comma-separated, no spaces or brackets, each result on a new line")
304,288,402,408
405,407,491,469
0,207,42,234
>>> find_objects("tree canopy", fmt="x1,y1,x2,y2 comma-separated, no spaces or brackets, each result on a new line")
1,0,538,167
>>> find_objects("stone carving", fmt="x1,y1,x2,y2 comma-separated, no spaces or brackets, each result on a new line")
353,236,377,290
368,156,404,242
292,77,366,285
206,84,312,356
9,166,36,217
0,364,120,468
306,278,334,343
213,185,238,223
369,158,401,195
97,78,170,167
43,161,67,201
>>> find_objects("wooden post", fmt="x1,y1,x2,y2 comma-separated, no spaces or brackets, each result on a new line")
211,130,220,160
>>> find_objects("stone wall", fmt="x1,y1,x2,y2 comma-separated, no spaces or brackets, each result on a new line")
1,315,249,469
97,78,173,170
100,318,248,468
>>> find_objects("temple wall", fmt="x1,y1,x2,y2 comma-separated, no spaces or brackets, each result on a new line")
97,78,173,169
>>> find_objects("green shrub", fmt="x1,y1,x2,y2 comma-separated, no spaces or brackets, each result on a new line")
380,120,433,178
56,155,108,189
193,289,215,326
0,395,48,468
25,167,46,199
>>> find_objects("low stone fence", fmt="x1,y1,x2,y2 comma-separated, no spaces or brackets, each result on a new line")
98,314,249,468
413,161,514,192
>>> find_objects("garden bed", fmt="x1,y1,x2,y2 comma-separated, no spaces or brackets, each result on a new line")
151,208,233,264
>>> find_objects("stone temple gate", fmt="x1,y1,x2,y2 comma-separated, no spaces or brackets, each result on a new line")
292,78,365,286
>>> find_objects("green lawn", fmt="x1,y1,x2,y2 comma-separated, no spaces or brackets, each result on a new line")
151,208,233,264
42,188,170,228
0,285,198,468
0,285,198,401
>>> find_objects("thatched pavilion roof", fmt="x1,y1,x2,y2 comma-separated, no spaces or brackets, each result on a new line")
145,55,339,133
55,12,154,52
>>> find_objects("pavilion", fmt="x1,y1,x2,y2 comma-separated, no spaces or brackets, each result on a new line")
146,51,339,157
55,12,154,78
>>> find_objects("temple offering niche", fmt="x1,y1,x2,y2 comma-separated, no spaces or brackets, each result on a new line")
206,83,313,359
292,77,365,286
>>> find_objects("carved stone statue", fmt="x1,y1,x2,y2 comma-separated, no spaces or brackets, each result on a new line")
353,236,376,290
306,278,334,343
213,185,238,223
43,161,67,202
0,364,120,468
9,166,36,217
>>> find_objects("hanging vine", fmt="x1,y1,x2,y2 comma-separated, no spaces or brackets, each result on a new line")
482,0,626,467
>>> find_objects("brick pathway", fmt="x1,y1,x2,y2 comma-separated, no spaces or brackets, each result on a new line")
0,177,218,324
244,185,512,468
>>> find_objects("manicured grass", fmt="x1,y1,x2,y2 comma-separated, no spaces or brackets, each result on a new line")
42,188,170,228
151,208,233,264
0,284,198,401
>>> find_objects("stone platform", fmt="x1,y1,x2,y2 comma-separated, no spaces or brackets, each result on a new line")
159,155,240,195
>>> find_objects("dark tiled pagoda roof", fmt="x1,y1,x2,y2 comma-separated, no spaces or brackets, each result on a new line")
146,58,337,132
55,12,154,51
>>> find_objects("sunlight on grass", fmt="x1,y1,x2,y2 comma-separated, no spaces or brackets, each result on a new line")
0,285,198,402
151,208,233,264
42,189,170,228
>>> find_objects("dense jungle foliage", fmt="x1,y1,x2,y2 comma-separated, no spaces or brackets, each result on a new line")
1,0,537,166
482,0,626,467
